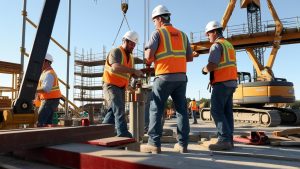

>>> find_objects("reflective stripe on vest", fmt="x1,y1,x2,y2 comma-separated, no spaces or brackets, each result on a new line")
211,38,237,84
154,25,187,75
38,68,62,100
103,46,134,87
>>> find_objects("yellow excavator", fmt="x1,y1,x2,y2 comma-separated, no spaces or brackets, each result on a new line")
192,0,300,126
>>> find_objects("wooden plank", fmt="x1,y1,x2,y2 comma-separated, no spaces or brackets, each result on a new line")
88,137,136,147
0,61,22,74
0,124,114,153
273,128,300,137
288,135,300,142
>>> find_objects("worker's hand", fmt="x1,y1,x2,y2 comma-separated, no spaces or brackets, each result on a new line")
133,69,144,77
192,51,200,57
126,85,135,92
202,67,208,75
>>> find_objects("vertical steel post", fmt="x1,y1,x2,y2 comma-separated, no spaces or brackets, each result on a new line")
65,0,71,119
20,0,27,87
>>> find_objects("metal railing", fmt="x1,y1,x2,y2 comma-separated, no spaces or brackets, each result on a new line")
190,16,300,42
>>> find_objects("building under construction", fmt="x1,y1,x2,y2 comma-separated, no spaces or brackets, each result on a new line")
73,47,144,120
73,47,106,119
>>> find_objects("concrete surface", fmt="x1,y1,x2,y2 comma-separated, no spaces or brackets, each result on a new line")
0,119,299,169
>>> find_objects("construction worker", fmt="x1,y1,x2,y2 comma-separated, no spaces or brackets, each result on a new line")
141,5,198,154
102,31,143,138
36,53,62,127
189,98,198,124
202,21,238,151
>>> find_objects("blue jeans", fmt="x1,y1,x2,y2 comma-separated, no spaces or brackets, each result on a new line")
192,110,198,123
102,83,132,138
148,77,190,147
144,89,152,132
37,98,60,126
211,83,236,143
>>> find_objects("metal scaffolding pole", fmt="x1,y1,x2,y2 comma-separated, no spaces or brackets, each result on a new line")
65,0,72,117
20,0,27,83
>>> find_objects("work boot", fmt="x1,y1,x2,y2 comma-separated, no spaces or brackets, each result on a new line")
140,144,161,154
208,141,233,151
174,143,188,153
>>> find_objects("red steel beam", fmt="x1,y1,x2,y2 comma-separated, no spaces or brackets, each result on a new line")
14,143,167,169
0,124,114,153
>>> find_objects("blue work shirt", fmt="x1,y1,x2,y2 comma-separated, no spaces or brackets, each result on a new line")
40,72,55,93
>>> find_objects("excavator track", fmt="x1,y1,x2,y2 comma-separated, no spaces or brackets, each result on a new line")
200,107,282,127
271,107,300,125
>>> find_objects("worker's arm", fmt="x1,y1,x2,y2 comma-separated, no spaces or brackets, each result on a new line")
202,43,222,74
186,37,199,62
145,31,159,65
111,63,143,77
108,48,143,77
145,48,155,65
37,72,54,93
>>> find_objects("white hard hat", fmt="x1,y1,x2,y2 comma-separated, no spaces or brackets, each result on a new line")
123,30,139,44
205,21,222,33
152,5,171,19
45,53,53,62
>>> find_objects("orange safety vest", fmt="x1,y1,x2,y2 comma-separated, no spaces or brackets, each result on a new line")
103,46,134,88
154,25,187,75
33,94,41,107
211,38,237,84
38,68,62,100
189,101,198,111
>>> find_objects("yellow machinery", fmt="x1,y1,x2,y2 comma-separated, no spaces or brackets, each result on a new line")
194,0,300,126
0,61,38,129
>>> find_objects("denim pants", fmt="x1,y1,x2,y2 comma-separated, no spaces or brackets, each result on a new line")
144,89,152,132
192,110,198,123
102,83,132,138
37,98,60,126
148,78,190,147
210,83,235,143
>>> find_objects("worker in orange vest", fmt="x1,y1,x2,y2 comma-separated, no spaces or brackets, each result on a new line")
102,31,143,138
36,53,62,127
141,5,199,154
189,98,198,124
202,21,238,151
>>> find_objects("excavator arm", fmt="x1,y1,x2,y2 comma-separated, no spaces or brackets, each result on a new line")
13,0,60,114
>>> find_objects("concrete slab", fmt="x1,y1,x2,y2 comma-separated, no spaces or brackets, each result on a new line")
13,142,300,169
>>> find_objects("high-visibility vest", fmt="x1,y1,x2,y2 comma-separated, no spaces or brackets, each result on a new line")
154,25,187,75
189,101,198,111
211,38,237,84
38,68,62,100
103,46,134,88
33,94,41,107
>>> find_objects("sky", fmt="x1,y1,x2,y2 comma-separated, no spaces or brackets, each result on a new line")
1,0,300,104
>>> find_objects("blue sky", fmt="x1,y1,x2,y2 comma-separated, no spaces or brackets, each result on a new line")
1,0,300,103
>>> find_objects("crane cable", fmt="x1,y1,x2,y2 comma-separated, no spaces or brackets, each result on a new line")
112,1,131,46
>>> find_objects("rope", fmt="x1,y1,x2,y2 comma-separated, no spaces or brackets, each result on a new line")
112,14,131,46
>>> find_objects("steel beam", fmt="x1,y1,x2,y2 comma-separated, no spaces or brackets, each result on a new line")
0,124,114,153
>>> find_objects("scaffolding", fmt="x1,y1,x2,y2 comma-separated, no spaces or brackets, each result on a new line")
73,46,144,119
74,47,106,117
